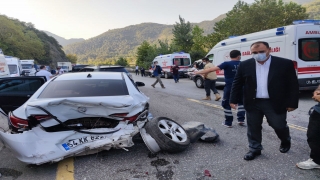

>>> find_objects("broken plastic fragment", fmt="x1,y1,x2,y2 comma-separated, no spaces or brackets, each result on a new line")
204,169,211,177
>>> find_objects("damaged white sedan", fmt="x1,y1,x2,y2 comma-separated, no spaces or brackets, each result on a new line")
0,72,190,165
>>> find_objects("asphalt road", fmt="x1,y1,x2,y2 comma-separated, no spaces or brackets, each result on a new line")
0,75,319,180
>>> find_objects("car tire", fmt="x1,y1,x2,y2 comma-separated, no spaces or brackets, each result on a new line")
164,73,170,79
195,77,204,88
144,117,190,153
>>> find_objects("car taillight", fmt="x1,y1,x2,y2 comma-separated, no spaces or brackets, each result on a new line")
110,113,140,122
31,115,52,121
9,112,28,129
110,113,129,118
124,113,140,122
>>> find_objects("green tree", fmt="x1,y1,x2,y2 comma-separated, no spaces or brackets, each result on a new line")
115,57,128,66
190,25,206,61
136,41,157,68
172,16,194,52
66,54,78,64
212,0,309,44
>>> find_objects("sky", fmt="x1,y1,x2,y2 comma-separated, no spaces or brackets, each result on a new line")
1,0,256,40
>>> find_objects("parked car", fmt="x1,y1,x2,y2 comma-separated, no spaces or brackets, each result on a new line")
79,65,133,80
72,64,89,72
0,72,190,165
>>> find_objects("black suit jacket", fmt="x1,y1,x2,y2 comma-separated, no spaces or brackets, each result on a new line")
230,56,299,113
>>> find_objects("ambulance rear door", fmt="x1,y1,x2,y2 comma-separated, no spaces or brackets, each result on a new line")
295,23,320,90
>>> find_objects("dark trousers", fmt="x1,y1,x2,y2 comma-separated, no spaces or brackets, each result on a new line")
141,70,145,77
204,79,218,96
308,110,320,164
222,84,245,126
246,99,291,152
173,74,179,82
135,70,139,75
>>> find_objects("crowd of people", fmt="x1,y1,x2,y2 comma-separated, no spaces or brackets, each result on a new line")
147,41,320,170
36,66,64,81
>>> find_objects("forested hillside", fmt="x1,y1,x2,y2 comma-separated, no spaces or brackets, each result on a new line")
63,15,224,63
304,0,320,19
0,15,68,67
44,31,85,46
284,0,314,4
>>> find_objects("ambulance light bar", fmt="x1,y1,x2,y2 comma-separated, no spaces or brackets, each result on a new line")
293,20,320,25
277,27,285,31
276,31,284,36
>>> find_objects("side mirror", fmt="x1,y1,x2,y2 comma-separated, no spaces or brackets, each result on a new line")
135,81,145,87
21,70,26,76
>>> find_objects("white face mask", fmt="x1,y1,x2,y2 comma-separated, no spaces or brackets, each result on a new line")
203,62,206,65
253,53,267,62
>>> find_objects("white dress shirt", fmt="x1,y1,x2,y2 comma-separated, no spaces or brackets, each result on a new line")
255,55,271,98
36,69,52,81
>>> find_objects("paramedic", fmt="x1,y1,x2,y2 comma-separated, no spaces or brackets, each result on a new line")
195,50,245,128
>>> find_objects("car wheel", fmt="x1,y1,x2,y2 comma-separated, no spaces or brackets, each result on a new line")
164,73,169,79
144,117,190,153
195,77,204,88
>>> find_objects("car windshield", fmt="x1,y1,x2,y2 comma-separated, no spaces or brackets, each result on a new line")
173,58,191,66
61,66,68,69
22,64,33,69
39,79,129,98
8,65,18,74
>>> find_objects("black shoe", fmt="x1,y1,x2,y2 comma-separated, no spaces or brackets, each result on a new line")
244,151,261,161
279,142,291,153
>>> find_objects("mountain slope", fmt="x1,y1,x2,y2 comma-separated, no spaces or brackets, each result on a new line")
64,15,225,63
44,31,85,47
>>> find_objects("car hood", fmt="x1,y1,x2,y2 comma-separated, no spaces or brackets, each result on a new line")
23,96,148,127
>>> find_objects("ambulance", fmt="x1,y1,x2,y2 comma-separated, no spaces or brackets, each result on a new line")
149,52,191,78
5,56,23,77
0,49,10,78
206,19,320,90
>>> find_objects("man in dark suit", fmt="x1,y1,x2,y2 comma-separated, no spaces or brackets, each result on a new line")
230,41,299,160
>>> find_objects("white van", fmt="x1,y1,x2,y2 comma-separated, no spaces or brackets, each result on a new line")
20,60,36,76
5,56,23,77
0,49,10,78
57,62,72,73
149,52,191,78
206,19,320,90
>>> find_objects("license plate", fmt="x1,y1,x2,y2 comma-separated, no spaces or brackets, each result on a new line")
62,135,106,151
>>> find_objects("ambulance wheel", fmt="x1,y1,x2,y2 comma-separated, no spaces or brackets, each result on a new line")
195,77,204,88
144,117,190,153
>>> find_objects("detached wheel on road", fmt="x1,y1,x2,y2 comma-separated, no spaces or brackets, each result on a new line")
195,77,204,88
144,117,190,153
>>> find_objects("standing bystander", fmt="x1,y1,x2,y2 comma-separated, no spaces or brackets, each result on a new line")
140,67,145,77
135,65,139,75
296,85,320,169
201,57,221,101
56,67,64,75
230,41,299,161
171,62,180,83
36,65,53,81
